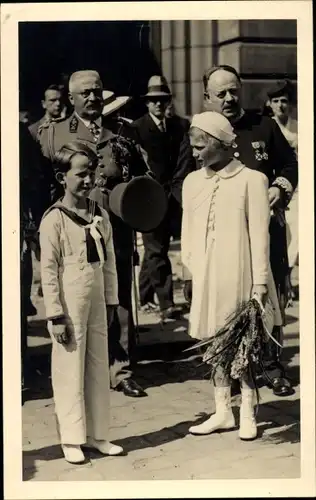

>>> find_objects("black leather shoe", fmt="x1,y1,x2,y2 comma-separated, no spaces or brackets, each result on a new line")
160,305,182,321
26,301,37,316
271,377,295,397
116,379,148,398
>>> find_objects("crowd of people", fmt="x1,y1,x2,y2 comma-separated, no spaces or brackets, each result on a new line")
20,65,298,464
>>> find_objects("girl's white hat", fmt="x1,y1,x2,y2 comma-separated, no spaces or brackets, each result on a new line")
191,111,236,145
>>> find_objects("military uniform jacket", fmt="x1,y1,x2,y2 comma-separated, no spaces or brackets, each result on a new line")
232,111,298,203
28,116,46,141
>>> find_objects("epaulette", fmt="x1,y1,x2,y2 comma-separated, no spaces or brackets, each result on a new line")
69,115,79,133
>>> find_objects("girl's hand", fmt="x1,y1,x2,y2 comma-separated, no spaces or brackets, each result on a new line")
251,285,268,306
51,319,69,344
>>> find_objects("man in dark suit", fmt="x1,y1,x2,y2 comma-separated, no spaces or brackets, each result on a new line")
20,121,51,390
29,84,66,141
132,76,195,320
39,70,147,398
185,64,298,396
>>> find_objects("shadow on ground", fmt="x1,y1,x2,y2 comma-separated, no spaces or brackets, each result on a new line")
23,397,300,481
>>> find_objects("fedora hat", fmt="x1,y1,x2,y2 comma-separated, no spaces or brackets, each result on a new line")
109,175,168,233
143,75,171,98
102,90,132,117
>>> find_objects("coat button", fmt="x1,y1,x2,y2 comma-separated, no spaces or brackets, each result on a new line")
234,152,240,158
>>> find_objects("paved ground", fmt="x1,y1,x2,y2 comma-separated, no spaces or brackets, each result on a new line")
22,242,300,481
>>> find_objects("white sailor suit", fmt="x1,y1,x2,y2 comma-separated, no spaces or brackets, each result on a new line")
39,201,118,444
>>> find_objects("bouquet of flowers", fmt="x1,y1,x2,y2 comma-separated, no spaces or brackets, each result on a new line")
185,296,281,383
95,134,144,191
109,135,137,182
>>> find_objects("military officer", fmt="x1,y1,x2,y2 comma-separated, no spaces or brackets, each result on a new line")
39,70,147,398
184,64,297,397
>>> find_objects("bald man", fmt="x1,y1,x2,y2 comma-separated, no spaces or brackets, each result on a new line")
39,70,147,398
185,65,298,397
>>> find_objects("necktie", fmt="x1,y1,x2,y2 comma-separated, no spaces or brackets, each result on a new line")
89,121,101,142
158,121,166,133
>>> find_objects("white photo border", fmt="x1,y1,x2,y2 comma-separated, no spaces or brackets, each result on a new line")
1,2,315,499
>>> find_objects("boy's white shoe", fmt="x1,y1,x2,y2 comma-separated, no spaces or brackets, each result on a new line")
61,444,85,464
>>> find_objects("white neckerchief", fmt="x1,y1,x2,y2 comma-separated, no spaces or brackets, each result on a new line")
85,215,105,267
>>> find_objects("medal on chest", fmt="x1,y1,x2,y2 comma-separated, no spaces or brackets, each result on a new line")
251,141,268,162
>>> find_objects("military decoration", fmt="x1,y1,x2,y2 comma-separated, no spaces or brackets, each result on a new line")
69,116,79,133
251,141,268,162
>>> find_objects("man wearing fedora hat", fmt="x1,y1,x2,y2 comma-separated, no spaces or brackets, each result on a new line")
183,65,298,397
38,70,148,398
132,75,195,320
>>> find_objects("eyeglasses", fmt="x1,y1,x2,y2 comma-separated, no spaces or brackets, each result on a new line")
76,89,103,99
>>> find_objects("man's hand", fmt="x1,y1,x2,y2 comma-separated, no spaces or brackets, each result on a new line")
106,305,117,328
268,186,281,208
183,280,192,304
51,319,69,344
251,285,268,306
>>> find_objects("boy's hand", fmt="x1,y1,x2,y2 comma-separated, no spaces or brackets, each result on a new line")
51,318,69,344
252,285,268,306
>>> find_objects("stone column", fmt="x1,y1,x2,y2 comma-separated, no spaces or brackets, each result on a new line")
190,20,216,116
158,20,217,117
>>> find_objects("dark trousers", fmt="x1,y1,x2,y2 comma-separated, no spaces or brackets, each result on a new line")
262,216,289,380
139,206,174,310
108,256,136,388
21,240,33,385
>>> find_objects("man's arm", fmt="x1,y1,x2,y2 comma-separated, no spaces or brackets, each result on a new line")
269,119,298,205
171,132,196,205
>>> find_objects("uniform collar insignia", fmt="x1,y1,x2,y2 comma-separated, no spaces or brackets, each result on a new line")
69,115,79,133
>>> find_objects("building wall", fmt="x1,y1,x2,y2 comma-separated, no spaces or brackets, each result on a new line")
149,20,297,117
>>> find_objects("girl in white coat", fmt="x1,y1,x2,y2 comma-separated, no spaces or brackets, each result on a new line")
40,141,123,463
182,112,282,440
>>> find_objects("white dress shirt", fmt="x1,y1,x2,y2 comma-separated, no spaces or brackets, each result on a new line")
75,113,102,130
149,112,166,132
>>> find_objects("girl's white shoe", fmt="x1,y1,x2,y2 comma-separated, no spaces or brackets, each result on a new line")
85,438,123,456
61,444,85,464
239,388,257,440
189,386,236,435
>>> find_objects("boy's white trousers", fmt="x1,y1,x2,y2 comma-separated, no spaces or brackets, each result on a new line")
48,259,110,445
